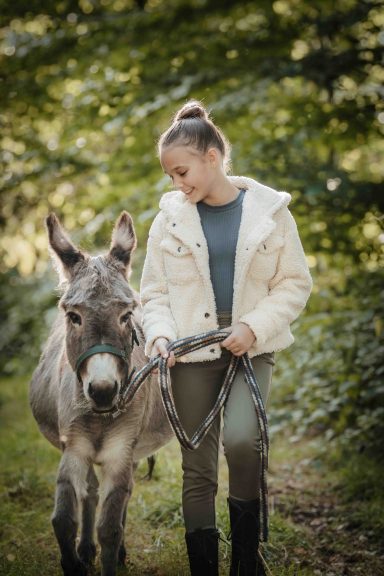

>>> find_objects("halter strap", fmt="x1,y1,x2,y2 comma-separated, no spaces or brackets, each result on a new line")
75,327,139,378
75,344,127,377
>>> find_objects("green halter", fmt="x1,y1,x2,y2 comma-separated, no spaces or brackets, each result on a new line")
75,328,139,380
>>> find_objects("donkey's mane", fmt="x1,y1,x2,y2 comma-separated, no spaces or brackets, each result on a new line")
59,255,135,308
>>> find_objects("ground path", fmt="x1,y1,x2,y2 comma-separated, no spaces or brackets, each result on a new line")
265,439,384,576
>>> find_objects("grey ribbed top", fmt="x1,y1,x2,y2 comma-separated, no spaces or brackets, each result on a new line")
197,189,245,314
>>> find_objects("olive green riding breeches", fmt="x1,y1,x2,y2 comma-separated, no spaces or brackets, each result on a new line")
170,348,274,532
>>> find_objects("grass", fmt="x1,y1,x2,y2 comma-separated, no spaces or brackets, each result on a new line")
1,376,383,576
330,448,384,541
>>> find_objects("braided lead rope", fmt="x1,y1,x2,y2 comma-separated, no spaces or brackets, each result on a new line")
242,353,269,541
158,352,239,450
117,330,228,407
115,329,269,541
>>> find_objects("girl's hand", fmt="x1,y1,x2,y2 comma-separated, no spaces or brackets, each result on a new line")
151,337,176,372
221,323,256,356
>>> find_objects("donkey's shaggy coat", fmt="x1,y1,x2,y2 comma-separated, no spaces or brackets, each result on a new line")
30,212,173,576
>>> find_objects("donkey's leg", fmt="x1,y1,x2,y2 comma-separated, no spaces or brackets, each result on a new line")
117,503,128,566
78,465,99,566
52,452,89,576
97,460,134,576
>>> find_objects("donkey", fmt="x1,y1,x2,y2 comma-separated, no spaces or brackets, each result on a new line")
30,212,173,576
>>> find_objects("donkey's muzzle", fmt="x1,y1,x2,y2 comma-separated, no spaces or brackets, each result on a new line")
88,380,119,411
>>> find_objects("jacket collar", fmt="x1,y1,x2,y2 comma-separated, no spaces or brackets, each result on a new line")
231,176,291,255
159,175,291,247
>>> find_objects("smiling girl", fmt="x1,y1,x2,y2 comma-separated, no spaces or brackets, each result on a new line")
140,100,312,575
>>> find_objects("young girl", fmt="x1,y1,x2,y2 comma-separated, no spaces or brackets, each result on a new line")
140,101,312,575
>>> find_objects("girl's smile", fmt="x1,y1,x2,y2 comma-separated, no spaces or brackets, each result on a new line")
160,145,239,206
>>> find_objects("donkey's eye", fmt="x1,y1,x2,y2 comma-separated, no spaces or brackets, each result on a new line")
120,311,132,324
67,311,82,326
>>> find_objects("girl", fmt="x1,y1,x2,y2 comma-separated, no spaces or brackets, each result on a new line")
140,100,312,575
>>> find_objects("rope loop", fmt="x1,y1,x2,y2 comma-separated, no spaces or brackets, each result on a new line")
115,329,269,541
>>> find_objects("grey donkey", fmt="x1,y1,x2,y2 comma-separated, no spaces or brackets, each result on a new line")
30,212,173,576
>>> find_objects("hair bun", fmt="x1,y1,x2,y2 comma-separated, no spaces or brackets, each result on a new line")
175,100,208,122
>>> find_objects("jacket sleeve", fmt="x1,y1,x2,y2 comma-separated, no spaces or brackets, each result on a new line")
140,212,178,357
239,208,312,345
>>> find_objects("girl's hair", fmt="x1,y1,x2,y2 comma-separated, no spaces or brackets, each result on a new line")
158,100,231,172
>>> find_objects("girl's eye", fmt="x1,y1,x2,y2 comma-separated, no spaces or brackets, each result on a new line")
120,311,132,324
178,171,187,177
67,311,82,326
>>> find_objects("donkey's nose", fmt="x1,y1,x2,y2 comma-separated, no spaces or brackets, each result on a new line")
88,380,118,409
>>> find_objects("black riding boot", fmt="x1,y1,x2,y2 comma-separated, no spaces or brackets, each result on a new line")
228,497,265,576
185,527,219,576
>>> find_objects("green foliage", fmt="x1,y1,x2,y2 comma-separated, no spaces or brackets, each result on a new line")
1,0,383,276
271,269,384,456
0,270,56,377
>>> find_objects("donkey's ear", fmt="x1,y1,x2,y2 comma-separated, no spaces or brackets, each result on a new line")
46,213,85,280
109,211,137,270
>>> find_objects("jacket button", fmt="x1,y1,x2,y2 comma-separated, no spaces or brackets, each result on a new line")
210,348,215,353
204,312,210,318
196,243,201,247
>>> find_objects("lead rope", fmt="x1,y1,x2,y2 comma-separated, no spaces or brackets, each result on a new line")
115,329,269,542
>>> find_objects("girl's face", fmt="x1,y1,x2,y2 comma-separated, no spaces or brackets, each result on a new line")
160,145,220,204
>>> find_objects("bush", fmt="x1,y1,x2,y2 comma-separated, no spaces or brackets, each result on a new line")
271,269,384,458
0,269,56,376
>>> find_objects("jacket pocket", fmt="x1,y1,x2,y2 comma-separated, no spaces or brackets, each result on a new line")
161,237,196,284
249,234,285,281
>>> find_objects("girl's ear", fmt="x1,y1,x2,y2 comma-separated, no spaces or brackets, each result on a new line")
207,147,220,168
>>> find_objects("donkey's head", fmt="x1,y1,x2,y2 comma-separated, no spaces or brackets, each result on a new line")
47,211,139,413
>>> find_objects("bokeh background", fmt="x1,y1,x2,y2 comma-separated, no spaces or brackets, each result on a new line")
1,1,383,574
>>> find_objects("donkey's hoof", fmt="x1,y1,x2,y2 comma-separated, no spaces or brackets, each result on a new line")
61,557,88,576
118,542,127,566
77,541,97,566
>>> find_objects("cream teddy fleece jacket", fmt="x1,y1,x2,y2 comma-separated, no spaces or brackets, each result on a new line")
140,176,313,362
